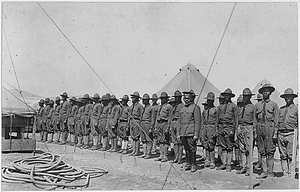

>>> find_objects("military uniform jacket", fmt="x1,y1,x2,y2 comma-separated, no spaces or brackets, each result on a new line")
43,105,51,123
107,104,121,127
156,103,173,123
52,104,61,125
129,102,143,121
76,105,84,122
218,102,238,127
119,104,129,122
170,102,184,121
237,102,254,126
141,104,156,127
82,103,93,124
47,107,55,125
60,100,70,116
253,99,279,130
68,104,79,125
179,103,201,137
100,104,110,120
36,106,45,124
90,103,103,122
278,103,298,132
202,106,218,126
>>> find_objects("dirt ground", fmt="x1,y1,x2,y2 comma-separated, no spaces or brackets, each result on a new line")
1,139,299,191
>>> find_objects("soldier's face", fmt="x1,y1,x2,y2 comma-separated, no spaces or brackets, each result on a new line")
207,100,214,106
184,95,190,105
203,105,208,110
243,95,251,102
284,96,294,105
39,103,44,107
174,96,182,103
142,99,149,105
161,98,168,104
55,100,60,105
151,99,158,104
262,89,271,100
224,94,231,102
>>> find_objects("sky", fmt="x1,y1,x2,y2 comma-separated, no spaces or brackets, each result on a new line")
1,2,298,103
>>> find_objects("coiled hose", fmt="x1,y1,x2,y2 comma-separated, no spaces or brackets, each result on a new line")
2,151,108,190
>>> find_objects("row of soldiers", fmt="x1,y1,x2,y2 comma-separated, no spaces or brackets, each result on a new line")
35,83,298,176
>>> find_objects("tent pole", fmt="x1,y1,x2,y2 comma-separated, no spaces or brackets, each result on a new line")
9,114,13,150
187,66,191,90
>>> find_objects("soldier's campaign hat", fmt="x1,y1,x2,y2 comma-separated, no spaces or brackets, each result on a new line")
159,92,169,99
92,93,100,100
151,93,158,100
217,93,225,99
45,98,50,103
221,88,235,98
38,99,45,104
204,92,215,101
142,93,150,100
130,91,141,98
172,90,182,97
169,98,176,103
83,94,91,100
254,93,263,100
202,101,208,105
242,88,255,96
101,95,109,101
109,95,118,101
60,92,69,98
258,83,275,94
120,95,129,101
182,90,198,96
237,95,243,103
49,100,54,105
69,96,77,101
280,88,298,98
55,96,61,101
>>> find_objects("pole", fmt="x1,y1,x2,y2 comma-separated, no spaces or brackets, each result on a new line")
249,127,254,189
291,128,298,178
187,64,191,90
9,114,13,150
33,116,36,140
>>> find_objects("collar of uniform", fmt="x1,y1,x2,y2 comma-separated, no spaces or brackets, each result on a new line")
286,103,295,108
245,101,252,105
207,104,215,109
262,99,271,103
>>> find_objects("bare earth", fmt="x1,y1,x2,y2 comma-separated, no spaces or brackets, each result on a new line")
1,140,299,191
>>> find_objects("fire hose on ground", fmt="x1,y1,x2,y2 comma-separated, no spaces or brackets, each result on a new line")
2,151,108,190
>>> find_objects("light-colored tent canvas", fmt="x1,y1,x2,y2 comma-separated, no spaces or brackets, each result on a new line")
251,79,286,107
157,63,221,106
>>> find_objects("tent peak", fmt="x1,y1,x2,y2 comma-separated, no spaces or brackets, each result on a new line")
179,63,199,72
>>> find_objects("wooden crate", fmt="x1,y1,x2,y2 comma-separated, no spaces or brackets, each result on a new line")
2,138,36,152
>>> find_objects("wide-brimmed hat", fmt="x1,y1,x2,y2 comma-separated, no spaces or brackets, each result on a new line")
69,96,77,101
151,93,158,100
172,90,182,97
258,83,275,94
280,88,298,98
169,98,176,103
55,96,61,101
82,94,91,100
45,98,50,103
202,101,208,106
142,93,150,100
60,92,69,98
159,92,169,99
120,95,129,101
182,89,198,96
242,88,255,96
49,100,54,105
92,93,100,100
130,91,141,98
109,95,118,101
237,95,243,103
254,93,263,100
204,92,215,101
101,95,109,101
38,99,45,104
221,88,235,98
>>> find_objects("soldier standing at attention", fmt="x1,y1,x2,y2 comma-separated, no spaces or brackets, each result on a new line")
178,90,201,172
59,92,70,145
117,95,130,154
254,83,279,179
129,92,143,156
106,95,121,152
75,98,84,148
277,88,298,177
234,95,244,168
151,93,160,154
81,94,93,149
99,95,110,151
216,88,238,172
140,93,156,159
202,92,218,169
235,88,255,176
215,93,225,163
52,97,61,143
154,92,173,162
36,99,45,142
46,100,55,143
90,94,103,150
67,97,78,146
41,98,50,142
170,90,185,164
254,93,263,170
